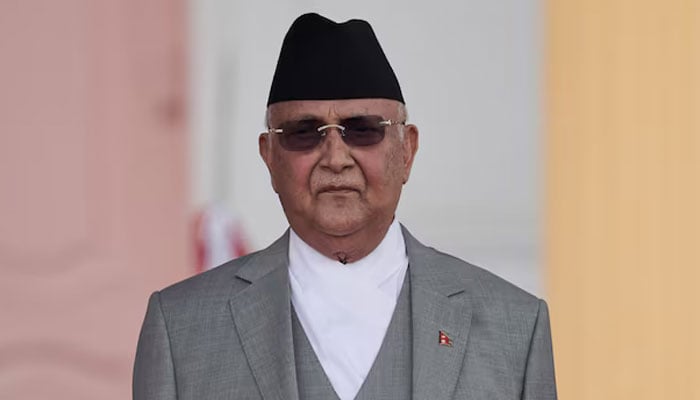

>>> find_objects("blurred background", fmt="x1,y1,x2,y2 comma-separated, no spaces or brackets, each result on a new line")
0,0,697,399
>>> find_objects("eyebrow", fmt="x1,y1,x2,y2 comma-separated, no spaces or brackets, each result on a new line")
279,112,382,123
285,115,324,124
289,114,322,121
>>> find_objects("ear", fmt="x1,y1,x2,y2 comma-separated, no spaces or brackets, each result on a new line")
259,133,271,165
259,133,279,193
401,124,419,184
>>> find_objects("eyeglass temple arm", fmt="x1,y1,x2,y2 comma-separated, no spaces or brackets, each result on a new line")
379,119,405,126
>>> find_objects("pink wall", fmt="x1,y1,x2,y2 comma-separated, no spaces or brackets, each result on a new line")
0,1,190,398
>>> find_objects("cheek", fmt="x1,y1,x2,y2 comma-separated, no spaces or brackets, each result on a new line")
384,143,408,179
271,153,315,197
359,148,406,193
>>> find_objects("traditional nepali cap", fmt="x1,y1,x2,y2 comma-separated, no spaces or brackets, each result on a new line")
267,13,404,106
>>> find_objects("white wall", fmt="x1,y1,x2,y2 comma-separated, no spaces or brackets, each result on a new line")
189,0,543,295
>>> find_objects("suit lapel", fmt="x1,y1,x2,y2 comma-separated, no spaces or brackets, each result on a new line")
403,227,473,400
228,232,299,400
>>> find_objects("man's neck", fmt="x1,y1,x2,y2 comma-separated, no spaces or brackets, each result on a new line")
293,219,395,264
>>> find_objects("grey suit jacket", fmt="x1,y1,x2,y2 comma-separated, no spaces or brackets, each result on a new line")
133,227,557,399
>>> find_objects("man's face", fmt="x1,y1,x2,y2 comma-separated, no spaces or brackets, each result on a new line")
259,98,418,246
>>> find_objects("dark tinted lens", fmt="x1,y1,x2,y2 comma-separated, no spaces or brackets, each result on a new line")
278,119,323,151
342,116,386,146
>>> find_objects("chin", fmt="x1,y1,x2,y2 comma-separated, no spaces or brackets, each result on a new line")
314,215,365,237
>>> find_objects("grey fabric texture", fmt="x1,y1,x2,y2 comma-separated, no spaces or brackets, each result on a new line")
133,226,557,399
292,273,412,400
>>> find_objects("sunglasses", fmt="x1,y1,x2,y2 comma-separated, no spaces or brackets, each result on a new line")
267,115,405,151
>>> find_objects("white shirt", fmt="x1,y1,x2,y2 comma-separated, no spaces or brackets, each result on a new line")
288,220,409,400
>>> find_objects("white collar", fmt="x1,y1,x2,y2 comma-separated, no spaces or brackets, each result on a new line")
289,219,408,299
288,219,409,400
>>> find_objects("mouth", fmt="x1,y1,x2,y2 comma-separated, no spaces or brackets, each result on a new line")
318,185,359,194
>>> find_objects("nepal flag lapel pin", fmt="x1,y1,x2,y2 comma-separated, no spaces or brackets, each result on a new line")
438,330,453,347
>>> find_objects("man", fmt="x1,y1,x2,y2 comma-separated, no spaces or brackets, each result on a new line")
133,13,557,400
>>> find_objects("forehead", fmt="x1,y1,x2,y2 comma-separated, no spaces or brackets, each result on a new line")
267,98,400,124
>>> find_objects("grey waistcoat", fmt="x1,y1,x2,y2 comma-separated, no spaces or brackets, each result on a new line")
292,274,412,400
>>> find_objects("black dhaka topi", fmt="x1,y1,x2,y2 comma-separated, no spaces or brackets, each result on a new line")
267,13,404,106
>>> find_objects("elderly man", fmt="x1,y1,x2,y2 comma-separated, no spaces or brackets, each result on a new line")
133,13,557,400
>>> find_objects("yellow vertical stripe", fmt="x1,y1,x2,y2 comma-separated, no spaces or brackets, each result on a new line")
546,0,700,398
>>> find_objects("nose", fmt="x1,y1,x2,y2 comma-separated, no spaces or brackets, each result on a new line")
318,126,355,173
